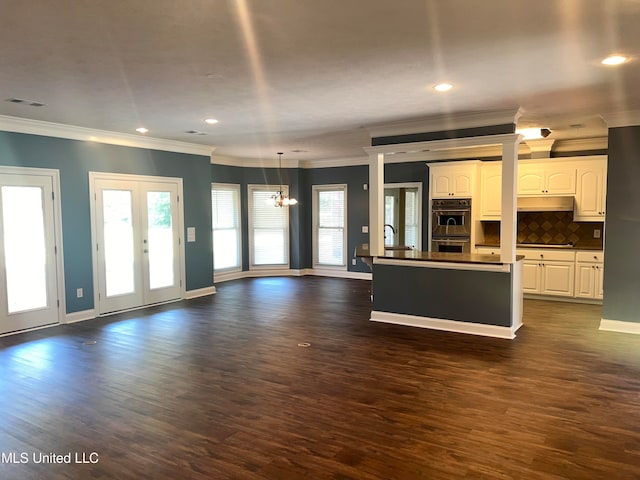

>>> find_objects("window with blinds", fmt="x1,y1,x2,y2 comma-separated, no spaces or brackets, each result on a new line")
211,183,241,271
313,185,347,268
248,185,289,268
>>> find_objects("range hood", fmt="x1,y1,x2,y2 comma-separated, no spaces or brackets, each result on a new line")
517,196,574,212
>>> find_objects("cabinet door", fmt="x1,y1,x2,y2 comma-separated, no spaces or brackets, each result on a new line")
452,172,473,197
574,163,605,221
575,263,596,298
480,167,502,218
432,173,453,198
595,264,604,299
518,168,545,195
522,261,541,293
541,261,574,297
545,167,576,194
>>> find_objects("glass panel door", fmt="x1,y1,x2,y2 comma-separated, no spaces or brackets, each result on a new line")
95,179,143,313
0,174,59,334
94,176,182,314
142,183,180,304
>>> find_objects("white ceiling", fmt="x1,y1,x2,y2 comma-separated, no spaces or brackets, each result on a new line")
2,0,639,163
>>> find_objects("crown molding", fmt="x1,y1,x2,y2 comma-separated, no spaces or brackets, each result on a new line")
0,115,215,156
600,110,640,128
552,137,608,152
299,156,368,169
211,154,300,168
524,138,556,158
366,108,523,138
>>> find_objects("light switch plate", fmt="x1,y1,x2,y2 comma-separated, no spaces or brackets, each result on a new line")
362,225,368,233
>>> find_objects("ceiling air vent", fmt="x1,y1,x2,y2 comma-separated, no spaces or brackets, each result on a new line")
5,97,46,107
185,130,208,135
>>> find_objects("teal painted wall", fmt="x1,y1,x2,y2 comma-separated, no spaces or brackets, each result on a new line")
602,125,640,323
212,163,371,273
0,131,213,313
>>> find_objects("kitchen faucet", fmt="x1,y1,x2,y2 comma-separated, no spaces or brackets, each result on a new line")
384,224,396,241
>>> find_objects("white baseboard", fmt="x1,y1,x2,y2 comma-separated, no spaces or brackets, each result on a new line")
185,286,217,299
215,268,372,284
304,268,372,280
65,309,96,324
599,318,640,335
370,310,518,339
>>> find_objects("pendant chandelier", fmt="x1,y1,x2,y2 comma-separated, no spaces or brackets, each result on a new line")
272,152,298,207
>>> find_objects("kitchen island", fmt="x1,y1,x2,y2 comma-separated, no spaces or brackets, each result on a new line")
357,244,524,339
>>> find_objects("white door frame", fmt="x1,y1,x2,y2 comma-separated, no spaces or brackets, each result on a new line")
0,166,65,334
89,172,186,315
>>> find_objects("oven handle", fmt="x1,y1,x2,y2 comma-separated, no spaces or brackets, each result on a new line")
433,208,471,213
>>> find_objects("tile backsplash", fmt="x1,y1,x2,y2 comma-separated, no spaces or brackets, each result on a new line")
481,212,604,248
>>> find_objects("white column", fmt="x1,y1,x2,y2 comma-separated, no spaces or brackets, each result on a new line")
369,152,385,256
500,138,520,263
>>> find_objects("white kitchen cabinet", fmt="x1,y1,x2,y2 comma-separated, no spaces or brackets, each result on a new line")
430,163,477,198
517,249,575,297
575,251,604,300
574,159,607,221
518,163,576,195
479,163,502,219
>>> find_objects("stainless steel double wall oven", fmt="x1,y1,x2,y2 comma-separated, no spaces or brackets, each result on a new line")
431,198,471,253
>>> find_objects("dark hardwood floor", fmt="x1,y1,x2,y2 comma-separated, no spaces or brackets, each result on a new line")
1,276,640,479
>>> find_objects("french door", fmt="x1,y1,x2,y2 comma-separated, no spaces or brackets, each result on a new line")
91,174,184,314
0,170,62,335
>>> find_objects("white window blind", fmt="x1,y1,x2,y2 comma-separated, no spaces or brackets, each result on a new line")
249,185,289,267
404,190,418,248
313,185,347,267
212,183,241,271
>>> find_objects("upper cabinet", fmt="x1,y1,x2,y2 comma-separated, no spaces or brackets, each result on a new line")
574,158,607,221
476,156,607,222
479,163,502,219
429,162,478,198
517,162,576,195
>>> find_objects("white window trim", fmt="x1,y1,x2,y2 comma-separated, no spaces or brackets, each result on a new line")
248,184,290,270
312,184,348,270
212,182,242,273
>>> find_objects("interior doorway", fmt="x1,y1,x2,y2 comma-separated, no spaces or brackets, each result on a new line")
90,173,185,315
384,182,422,249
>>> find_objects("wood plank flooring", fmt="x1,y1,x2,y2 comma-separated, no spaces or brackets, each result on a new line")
1,276,640,479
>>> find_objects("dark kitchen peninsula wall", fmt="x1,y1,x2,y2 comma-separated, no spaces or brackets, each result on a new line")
480,212,604,249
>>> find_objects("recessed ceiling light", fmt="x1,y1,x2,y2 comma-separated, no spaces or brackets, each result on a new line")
433,83,453,92
516,127,552,140
204,118,219,125
135,127,148,134
601,55,628,66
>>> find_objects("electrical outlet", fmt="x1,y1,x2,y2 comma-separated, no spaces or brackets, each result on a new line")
363,183,368,191
76,288,83,298
594,229,601,239
362,225,369,233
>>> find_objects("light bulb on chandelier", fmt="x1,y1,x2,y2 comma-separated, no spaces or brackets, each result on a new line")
272,152,298,207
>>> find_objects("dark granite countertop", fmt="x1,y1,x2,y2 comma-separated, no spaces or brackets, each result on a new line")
356,245,524,265
476,243,604,251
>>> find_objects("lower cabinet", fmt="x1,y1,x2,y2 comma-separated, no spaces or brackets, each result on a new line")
477,247,603,301
575,251,604,300
518,249,575,297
